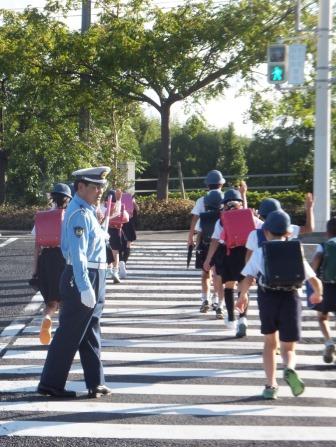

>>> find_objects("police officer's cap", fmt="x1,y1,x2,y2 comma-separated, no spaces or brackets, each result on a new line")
263,210,291,234
258,198,281,219
222,188,243,204
204,190,223,209
51,183,72,199
72,166,111,185
204,170,225,186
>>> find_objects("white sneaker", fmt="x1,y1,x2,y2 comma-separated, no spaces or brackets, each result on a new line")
236,316,248,338
106,268,113,279
119,261,127,279
224,317,237,331
112,269,121,284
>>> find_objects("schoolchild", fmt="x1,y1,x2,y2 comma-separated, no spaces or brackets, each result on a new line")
204,186,262,336
37,166,113,398
188,169,225,309
195,190,223,317
237,210,322,400
103,189,125,283
245,193,315,261
30,183,72,345
119,194,139,279
310,217,336,363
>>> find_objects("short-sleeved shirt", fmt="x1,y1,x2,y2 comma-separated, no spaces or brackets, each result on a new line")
191,196,206,217
211,215,263,244
241,245,316,280
314,236,336,255
245,224,301,252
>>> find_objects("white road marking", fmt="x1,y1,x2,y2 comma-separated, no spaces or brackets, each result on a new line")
1,401,336,417
0,237,17,248
1,364,335,381
1,379,336,399
2,349,327,365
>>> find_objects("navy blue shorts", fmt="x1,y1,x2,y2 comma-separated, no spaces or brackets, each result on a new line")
123,217,137,242
313,282,336,314
257,286,301,342
108,227,127,251
195,242,209,270
214,245,246,282
37,247,65,303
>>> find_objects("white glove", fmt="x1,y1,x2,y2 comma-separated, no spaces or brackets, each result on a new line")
80,287,96,308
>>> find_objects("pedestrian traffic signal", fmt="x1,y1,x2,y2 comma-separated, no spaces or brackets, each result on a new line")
267,44,288,84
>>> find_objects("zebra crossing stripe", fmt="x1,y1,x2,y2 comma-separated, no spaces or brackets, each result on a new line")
1,364,335,381
1,401,335,417
0,421,335,440
1,379,336,398
2,349,326,366
11,337,326,354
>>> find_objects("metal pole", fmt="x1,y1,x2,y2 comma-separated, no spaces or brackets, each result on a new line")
295,0,302,32
81,0,91,33
79,0,91,137
177,161,186,199
313,0,333,231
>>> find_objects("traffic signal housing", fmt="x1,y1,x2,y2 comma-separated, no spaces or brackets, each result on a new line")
267,44,288,84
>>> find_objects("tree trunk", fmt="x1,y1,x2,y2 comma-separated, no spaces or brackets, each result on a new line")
0,106,7,204
157,104,171,200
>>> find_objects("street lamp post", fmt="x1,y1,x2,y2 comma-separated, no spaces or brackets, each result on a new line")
313,0,333,231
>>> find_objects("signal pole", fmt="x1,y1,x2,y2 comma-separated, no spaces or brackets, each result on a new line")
313,0,333,231
79,0,91,137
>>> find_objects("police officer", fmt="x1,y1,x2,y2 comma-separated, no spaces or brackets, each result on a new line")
37,166,112,398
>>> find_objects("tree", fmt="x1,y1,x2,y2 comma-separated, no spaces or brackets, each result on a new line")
0,7,144,203
50,0,298,199
218,123,248,185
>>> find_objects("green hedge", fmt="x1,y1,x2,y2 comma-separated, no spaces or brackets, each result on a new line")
0,190,309,231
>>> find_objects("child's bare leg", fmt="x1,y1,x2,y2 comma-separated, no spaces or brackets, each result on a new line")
263,332,278,387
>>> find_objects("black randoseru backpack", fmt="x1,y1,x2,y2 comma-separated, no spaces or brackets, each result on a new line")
262,240,305,289
199,210,220,245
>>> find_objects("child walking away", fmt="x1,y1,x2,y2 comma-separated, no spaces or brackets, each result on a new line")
119,193,139,279
245,193,315,262
104,189,128,283
188,170,225,309
310,217,336,363
30,183,72,345
237,210,322,400
196,190,223,317
204,186,262,335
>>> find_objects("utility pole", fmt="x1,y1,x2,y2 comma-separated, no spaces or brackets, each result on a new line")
79,0,91,137
313,0,333,231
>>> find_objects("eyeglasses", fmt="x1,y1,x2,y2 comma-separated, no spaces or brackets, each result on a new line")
86,183,106,191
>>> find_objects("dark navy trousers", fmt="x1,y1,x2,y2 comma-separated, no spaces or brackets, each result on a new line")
40,265,106,390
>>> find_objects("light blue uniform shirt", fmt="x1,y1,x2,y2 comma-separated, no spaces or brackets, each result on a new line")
61,193,107,292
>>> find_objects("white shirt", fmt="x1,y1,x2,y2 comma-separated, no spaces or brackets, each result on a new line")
241,245,316,280
314,236,336,254
246,224,301,252
211,215,263,244
191,196,205,216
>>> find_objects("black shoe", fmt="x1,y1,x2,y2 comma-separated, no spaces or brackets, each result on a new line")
200,300,210,313
88,384,113,398
37,383,76,398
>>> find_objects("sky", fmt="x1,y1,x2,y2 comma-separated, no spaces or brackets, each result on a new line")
1,0,267,137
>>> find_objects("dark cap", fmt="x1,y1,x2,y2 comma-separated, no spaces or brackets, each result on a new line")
51,183,72,199
204,170,225,186
72,166,111,185
222,188,243,204
204,190,224,209
258,198,281,219
264,210,291,234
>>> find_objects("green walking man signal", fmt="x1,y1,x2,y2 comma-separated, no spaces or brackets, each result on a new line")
267,44,288,84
